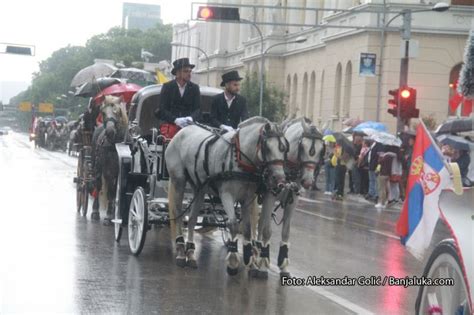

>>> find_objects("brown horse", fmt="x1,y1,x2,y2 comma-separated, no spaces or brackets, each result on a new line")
91,96,128,223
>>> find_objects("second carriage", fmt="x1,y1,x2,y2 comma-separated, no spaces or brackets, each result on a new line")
114,84,239,255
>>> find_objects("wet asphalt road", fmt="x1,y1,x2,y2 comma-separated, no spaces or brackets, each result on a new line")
0,132,450,314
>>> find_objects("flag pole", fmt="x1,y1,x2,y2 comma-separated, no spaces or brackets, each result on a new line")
417,119,463,195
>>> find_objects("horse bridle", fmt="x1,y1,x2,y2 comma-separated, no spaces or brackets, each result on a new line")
258,125,289,168
291,126,323,171
101,103,120,126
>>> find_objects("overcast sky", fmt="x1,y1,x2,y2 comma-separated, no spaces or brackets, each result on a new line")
0,0,195,101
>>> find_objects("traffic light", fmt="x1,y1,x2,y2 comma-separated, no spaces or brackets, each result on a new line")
197,6,240,21
399,86,419,119
387,86,419,119
387,88,399,117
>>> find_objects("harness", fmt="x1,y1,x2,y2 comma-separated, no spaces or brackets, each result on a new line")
189,123,288,196
285,126,323,181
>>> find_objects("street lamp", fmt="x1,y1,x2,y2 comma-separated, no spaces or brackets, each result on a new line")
259,36,307,117
171,41,210,86
382,2,449,132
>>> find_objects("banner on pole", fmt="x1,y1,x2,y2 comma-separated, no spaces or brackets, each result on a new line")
359,53,376,77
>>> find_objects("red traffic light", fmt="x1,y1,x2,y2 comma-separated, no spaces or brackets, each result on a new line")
197,6,240,21
198,7,213,19
400,89,411,99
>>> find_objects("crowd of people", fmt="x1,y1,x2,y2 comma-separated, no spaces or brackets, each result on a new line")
315,129,472,209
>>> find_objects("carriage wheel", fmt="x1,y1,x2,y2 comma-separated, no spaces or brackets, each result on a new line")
114,178,123,242
128,187,148,256
415,240,471,315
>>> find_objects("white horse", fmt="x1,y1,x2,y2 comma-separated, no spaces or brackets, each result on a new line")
253,117,324,278
165,117,288,275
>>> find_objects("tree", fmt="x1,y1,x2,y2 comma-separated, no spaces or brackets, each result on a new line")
240,72,287,122
459,29,474,98
9,23,173,121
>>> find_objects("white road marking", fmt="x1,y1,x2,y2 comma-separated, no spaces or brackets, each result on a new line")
368,229,399,240
295,207,399,241
267,265,375,315
295,208,335,221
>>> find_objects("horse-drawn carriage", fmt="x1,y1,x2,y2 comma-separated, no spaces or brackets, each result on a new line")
113,84,236,255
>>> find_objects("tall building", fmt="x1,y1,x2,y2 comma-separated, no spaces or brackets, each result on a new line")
172,0,474,131
122,2,162,31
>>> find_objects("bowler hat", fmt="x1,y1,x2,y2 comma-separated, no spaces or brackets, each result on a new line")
220,70,243,87
171,58,195,75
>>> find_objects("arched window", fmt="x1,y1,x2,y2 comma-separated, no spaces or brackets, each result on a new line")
302,72,308,118
342,61,352,118
334,63,342,116
448,63,472,117
286,74,291,113
309,71,316,120
319,70,325,118
292,74,298,116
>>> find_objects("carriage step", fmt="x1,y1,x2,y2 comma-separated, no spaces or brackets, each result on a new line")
111,219,122,224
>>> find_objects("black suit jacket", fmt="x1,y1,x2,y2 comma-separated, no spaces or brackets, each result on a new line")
368,143,383,171
210,93,249,129
155,80,201,123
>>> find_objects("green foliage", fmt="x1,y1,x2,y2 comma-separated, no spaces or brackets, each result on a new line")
240,72,287,122
10,24,173,120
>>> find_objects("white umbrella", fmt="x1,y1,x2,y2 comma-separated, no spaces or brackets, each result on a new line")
370,131,402,147
70,63,117,87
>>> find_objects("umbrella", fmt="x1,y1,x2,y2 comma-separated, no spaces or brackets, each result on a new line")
110,68,156,85
353,121,387,132
342,117,363,127
437,134,471,151
93,83,143,104
70,63,117,87
74,78,122,98
333,132,355,156
323,128,333,136
342,126,353,134
435,116,474,135
55,116,68,123
369,131,402,147
323,135,336,142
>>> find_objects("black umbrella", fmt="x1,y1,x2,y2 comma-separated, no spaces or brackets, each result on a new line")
333,132,355,156
437,134,471,151
74,77,122,98
435,117,474,135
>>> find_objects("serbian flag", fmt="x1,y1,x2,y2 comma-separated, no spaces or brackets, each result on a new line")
396,122,452,260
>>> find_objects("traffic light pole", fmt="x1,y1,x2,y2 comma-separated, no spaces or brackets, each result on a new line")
396,10,411,133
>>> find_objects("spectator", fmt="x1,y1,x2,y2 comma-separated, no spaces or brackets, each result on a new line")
333,144,347,200
312,144,326,191
375,148,393,209
365,139,382,202
387,146,402,205
358,139,370,196
400,134,415,201
324,141,336,195
452,149,471,186
350,133,363,194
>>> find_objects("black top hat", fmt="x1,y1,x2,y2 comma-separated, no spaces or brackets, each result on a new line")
171,58,195,75
220,70,243,87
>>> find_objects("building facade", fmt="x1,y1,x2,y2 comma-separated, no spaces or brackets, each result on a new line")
122,2,162,31
172,0,473,131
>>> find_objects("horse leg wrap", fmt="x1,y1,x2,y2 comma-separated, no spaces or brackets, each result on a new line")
226,239,240,276
185,242,197,269
256,243,270,279
243,242,254,267
277,243,289,270
175,236,186,268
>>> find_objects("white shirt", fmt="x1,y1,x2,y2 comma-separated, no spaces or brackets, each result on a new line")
224,92,235,108
177,81,187,97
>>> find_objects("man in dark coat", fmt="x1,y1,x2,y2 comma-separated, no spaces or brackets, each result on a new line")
155,58,201,128
210,70,248,131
